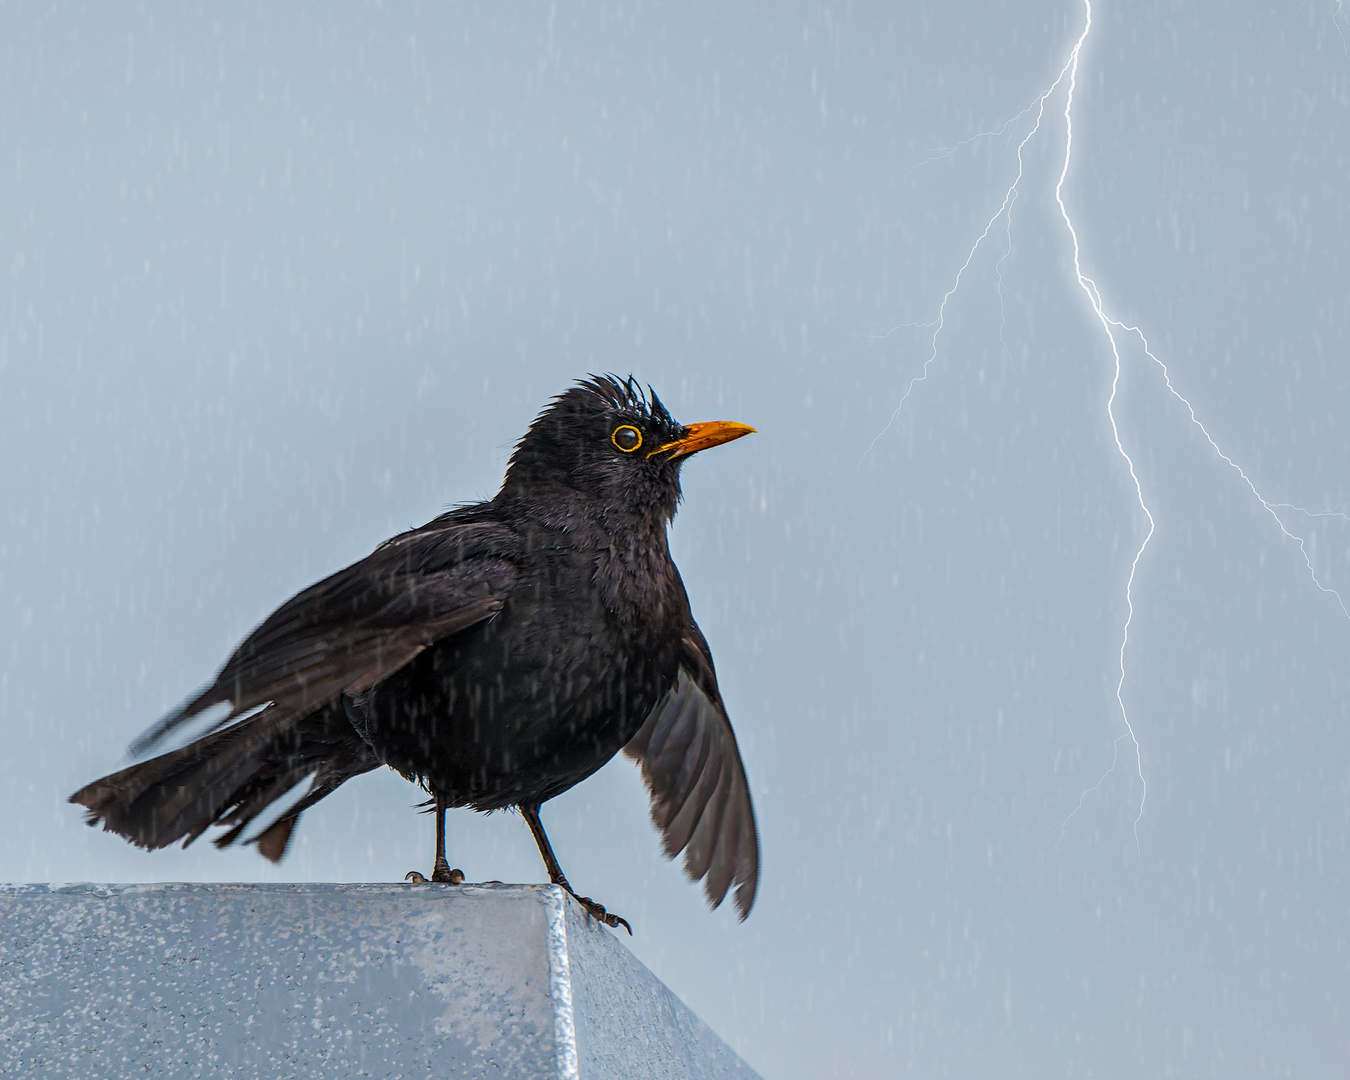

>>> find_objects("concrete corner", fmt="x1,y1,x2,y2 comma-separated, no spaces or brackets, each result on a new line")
0,882,759,1079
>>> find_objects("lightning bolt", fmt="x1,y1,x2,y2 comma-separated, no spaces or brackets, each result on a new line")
876,0,1349,854
1334,1,1350,58
863,74,1066,459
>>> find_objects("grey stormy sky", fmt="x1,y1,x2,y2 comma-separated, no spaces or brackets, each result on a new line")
3,2,1349,1076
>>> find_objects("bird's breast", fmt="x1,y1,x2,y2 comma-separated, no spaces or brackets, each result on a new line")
358,532,684,808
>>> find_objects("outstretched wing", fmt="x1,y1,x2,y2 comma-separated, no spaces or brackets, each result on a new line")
624,634,760,919
131,516,521,756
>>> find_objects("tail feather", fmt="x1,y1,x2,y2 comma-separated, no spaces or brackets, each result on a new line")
255,817,300,862
70,699,380,857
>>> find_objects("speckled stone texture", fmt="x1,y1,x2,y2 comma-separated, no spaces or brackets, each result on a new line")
0,883,758,1080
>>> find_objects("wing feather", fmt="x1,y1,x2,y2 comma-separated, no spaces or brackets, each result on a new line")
624,636,760,919
130,518,520,757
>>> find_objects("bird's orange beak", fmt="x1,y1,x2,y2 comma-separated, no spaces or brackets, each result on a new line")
648,420,756,460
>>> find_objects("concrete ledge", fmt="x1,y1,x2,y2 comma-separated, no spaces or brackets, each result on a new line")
0,883,759,1080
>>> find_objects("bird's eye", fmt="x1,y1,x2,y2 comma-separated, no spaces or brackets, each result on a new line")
611,425,643,452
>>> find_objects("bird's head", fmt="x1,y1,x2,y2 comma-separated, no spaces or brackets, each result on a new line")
499,374,754,523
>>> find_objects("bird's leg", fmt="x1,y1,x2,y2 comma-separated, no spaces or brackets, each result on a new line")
520,802,631,934
405,797,464,884
430,797,464,883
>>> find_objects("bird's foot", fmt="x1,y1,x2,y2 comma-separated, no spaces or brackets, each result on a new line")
404,860,465,885
566,890,632,935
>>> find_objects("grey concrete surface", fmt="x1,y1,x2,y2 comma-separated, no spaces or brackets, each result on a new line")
0,883,760,1080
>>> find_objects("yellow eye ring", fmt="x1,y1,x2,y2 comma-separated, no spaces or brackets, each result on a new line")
611,425,643,452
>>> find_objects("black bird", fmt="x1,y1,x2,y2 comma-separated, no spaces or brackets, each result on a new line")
71,375,759,930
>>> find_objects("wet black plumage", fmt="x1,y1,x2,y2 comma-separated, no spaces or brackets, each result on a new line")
70,375,760,924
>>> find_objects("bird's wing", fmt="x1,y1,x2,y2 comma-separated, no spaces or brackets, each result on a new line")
131,518,521,756
623,633,760,919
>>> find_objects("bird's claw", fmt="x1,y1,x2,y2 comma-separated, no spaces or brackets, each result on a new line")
572,892,632,935
404,866,464,884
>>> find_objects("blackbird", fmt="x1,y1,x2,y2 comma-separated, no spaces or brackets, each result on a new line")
70,375,759,930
